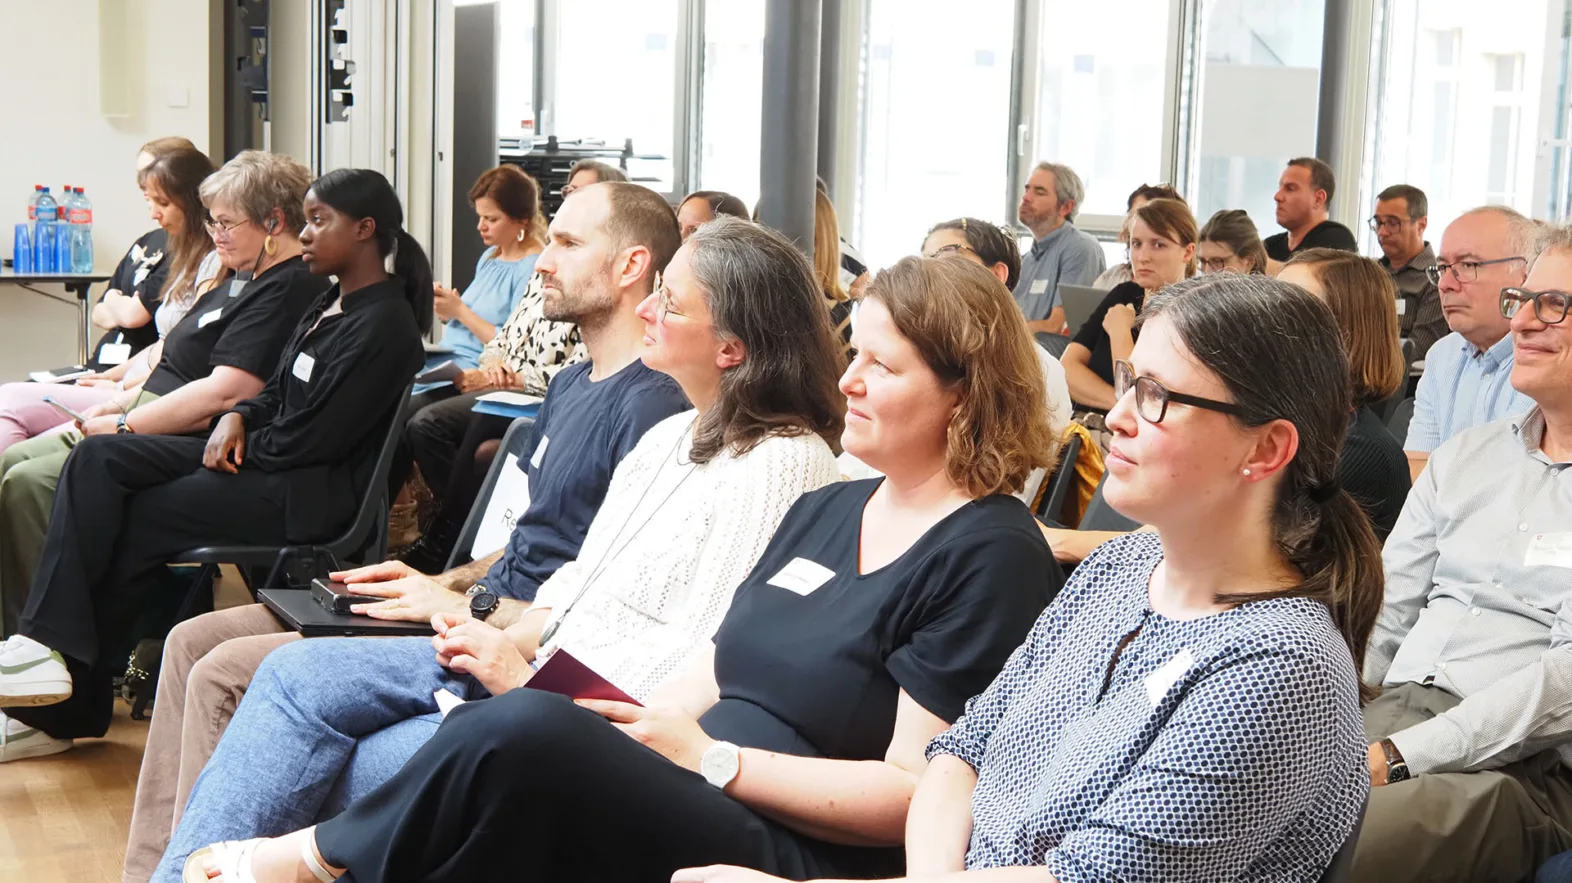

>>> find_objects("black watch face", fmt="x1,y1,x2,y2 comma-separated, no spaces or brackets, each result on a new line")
471,591,499,618
1387,763,1410,783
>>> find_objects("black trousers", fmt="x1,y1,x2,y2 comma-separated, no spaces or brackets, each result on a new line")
387,387,464,501
13,433,288,739
315,689,902,883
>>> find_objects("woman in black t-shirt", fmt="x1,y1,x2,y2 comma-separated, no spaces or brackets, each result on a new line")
1062,198,1197,420
180,257,1065,883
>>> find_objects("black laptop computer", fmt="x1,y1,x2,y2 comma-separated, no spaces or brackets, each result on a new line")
258,587,436,637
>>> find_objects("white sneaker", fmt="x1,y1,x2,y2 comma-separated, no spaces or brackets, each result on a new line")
0,709,72,762
0,634,72,707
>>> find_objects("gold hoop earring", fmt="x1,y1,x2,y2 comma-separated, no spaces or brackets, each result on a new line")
263,234,278,256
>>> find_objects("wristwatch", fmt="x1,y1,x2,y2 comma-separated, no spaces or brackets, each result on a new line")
116,413,134,434
700,741,741,790
1380,738,1411,784
466,584,499,622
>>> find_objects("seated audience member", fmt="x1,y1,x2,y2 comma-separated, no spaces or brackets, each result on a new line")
174,255,1062,883
1198,208,1268,274
0,150,321,635
677,190,750,240
1264,157,1358,271
1013,161,1106,335
1404,205,1538,478
560,158,629,198
117,182,691,883
841,217,1072,506
1373,184,1447,359
84,136,200,371
1094,182,1185,288
815,187,855,348
160,217,865,881
1062,198,1195,436
0,169,428,757
814,176,871,297
0,142,213,457
678,273,1378,883
1043,247,1410,562
1354,226,1572,883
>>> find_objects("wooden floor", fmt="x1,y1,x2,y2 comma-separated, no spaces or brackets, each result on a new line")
0,567,251,883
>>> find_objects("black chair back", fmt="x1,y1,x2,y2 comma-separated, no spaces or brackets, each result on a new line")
1318,797,1367,883
1078,472,1142,532
1035,433,1082,521
1386,397,1415,444
1034,331,1072,359
446,416,538,571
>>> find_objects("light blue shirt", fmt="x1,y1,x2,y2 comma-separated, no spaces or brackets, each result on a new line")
1011,222,1106,322
1404,331,1534,452
414,248,538,395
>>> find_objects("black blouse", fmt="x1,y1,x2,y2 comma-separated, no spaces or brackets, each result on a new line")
228,278,425,541
1070,281,1146,410
89,228,170,367
704,480,1062,761
1338,405,1411,540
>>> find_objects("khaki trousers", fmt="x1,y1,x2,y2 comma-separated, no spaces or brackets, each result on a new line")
1353,682,1572,883
121,604,298,883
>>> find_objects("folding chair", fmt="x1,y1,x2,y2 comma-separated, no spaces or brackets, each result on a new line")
445,416,538,571
1078,473,1142,532
1035,433,1083,522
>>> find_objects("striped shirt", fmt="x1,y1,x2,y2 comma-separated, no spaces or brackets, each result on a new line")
1011,223,1106,323
1404,331,1534,452
1370,406,1572,774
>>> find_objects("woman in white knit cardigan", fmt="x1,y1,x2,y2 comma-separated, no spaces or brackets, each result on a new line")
166,217,850,882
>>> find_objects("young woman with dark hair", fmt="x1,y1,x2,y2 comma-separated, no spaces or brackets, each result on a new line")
0,169,428,752
677,190,751,240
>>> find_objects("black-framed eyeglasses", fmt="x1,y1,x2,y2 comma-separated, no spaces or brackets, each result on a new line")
1198,256,1235,274
1367,215,1410,233
1500,287,1572,324
1426,256,1526,285
1114,360,1246,425
924,243,975,259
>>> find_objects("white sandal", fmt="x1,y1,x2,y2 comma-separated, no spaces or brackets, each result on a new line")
181,834,338,883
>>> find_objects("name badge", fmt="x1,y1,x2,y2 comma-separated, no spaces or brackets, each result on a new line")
1029,279,1049,295
766,557,836,596
99,342,133,365
197,309,223,328
292,352,316,383
1143,647,1195,708
1395,299,1407,317
530,436,550,469
1526,532,1572,569
228,278,248,298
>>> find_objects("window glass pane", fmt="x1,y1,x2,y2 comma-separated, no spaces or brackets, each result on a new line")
1372,1,1549,237
496,0,537,139
856,0,1015,270
1033,0,1173,219
1193,0,1325,230
698,0,765,209
554,0,679,191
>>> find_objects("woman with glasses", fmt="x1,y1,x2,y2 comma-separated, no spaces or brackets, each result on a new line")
1197,209,1268,275
677,272,1380,883
173,254,1061,883
1062,198,1196,444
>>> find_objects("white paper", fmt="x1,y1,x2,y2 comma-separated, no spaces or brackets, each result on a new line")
766,557,837,596
1143,647,1195,708
29,366,89,384
415,359,462,384
197,309,222,328
471,453,531,560
476,391,544,408
1525,533,1572,569
434,688,466,719
99,343,133,366
530,436,549,469
292,352,315,383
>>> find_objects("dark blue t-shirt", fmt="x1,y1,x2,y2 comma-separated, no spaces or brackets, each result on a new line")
480,358,689,602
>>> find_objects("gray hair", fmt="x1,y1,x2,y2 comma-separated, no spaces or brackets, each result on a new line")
199,149,312,235
1033,161,1086,222
1532,222,1572,267
569,159,629,185
1459,205,1543,263
1376,184,1428,220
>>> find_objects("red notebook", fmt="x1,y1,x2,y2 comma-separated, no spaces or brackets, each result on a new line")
526,649,642,706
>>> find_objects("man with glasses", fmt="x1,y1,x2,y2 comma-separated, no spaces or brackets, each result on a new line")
1403,206,1538,479
1354,226,1572,883
1372,184,1447,359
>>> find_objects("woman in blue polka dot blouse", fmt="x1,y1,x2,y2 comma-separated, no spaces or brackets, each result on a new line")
679,273,1380,883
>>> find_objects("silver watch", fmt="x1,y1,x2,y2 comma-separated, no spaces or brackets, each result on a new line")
700,741,741,789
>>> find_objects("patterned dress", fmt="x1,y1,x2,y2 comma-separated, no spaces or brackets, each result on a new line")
478,273,586,396
927,532,1369,882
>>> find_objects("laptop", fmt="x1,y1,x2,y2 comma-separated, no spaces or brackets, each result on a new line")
1058,284,1111,338
258,587,436,637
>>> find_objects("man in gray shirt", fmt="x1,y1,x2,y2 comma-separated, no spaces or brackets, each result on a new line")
1013,162,1106,335
1354,225,1572,883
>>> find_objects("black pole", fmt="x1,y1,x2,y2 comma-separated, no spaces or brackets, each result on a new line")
759,0,822,255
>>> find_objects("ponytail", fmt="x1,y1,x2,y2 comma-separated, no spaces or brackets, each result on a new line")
394,229,434,334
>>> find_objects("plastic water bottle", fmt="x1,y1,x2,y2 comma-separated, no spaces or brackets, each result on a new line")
33,187,58,227
25,185,43,222
68,188,93,272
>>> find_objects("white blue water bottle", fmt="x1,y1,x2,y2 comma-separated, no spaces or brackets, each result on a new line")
25,185,43,222
69,188,93,272
33,188,59,272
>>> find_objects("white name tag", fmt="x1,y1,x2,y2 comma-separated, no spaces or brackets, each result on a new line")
1029,279,1049,295
1526,532,1572,569
292,352,316,383
471,453,530,560
766,557,836,596
197,309,223,328
99,343,133,366
228,279,248,298
1395,299,1407,316
1143,647,1195,708
530,436,550,469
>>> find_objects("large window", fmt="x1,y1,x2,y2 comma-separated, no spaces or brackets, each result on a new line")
496,0,536,139
698,0,765,210
1191,0,1326,229
855,0,1016,270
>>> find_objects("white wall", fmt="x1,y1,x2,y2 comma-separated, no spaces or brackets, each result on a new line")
0,0,220,376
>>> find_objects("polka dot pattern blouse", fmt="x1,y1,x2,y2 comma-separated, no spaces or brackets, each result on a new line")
927,532,1369,882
